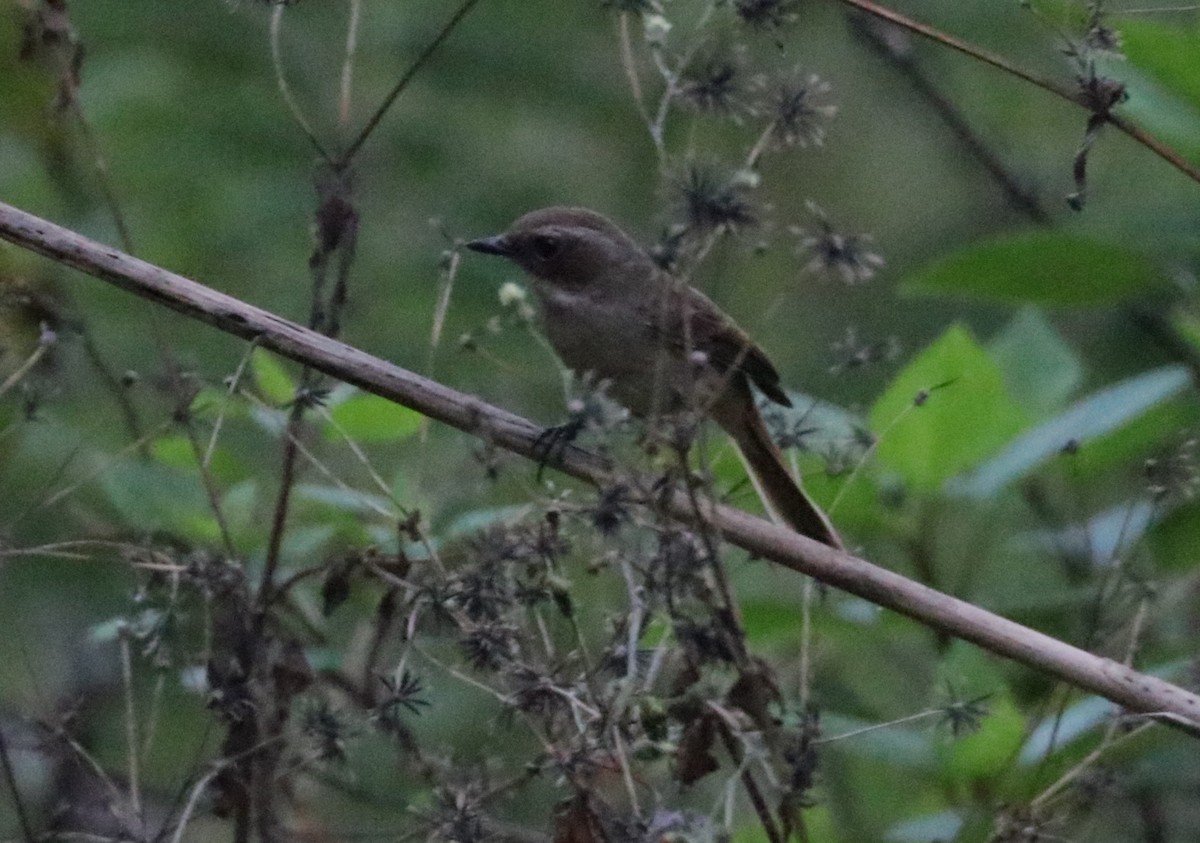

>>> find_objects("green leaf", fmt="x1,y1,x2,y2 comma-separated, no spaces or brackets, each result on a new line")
1171,310,1200,354
941,695,1026,780
222,480,259,539
440,505,532,539
989,307,1083,416
322,391,423,442
100,460,213,538
295,482,394,516
1149,501,1200,573
1108,65,1200,164
795,453,880,534
741,598,805,646
734,395,878,530
885,810,963,843
935,640,1011,699
151,434,196,469
1119,19,1200,114
252,349,296,406
1020,696,1116,764
279,523,339,564
188,385,246,422
1068,395,1199,479
151,433,239,481
1043,501,1154,569
780,392,868,454
955,365,1191,498
903,232,1164,306
869,325,1027,491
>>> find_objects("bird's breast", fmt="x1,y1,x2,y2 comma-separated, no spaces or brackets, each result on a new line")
537,288,723,418
539,289,649,379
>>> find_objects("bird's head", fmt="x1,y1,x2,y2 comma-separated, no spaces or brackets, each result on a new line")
466,207,654,290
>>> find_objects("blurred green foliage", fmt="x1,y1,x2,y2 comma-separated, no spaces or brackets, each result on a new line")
1,1,1200,842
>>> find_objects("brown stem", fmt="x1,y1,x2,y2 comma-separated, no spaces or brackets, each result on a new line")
835,0,1200,187
339,0,485,164
77,322,146,445
259,167,359,615
714,719,785,843
849,15,1051,224
260,408,304,616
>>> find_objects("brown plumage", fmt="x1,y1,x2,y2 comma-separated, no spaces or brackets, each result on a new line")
467,207,842,550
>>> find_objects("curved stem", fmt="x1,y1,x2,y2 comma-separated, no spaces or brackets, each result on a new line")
270,4,334,163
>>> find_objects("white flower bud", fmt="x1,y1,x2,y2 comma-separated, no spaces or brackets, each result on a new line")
643,14,671,48
730,168,761,189
498,281,527,308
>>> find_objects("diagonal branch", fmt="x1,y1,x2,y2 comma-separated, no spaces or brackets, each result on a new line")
0,198,1198,737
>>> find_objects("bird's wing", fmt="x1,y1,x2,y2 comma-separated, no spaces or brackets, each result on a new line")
646,284,793,408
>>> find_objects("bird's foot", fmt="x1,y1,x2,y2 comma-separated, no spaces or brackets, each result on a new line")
532,417,586,481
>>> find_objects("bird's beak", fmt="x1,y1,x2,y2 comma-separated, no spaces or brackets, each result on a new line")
465,234,512,257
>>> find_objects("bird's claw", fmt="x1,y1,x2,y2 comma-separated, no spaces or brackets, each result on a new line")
532,417,585,481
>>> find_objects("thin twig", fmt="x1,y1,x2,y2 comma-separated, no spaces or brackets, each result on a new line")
0,538,171,561
798,575,815,710
270,3,334,162
140,566,182,766
48,721,129,819
168,764,224,843
312,401,407,502
610,726,642,816
1105,110,1200,184
203,338,260,469
1030,720,1155,812
260,165,359,616
182,419,239,557
38,421,171,510
339,0,363,129
118,629,143,829
0,724,34,843
259,402,304,612
617,13,653,138
242,390,396,518
78,326,145,443
340,0,485,164
816,708,945,744
0,340,50,400
426,246,462,398
676,441,750,668
827,400,912,514
711,709,784,843
68,101,135,255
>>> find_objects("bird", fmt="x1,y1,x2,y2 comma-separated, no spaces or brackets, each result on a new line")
466,207,842,550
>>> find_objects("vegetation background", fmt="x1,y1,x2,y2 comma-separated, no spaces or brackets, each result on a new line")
0,0,1198,841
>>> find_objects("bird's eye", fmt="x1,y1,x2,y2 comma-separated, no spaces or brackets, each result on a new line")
530,234,561,260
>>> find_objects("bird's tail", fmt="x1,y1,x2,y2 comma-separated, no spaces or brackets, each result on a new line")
721,400,843,551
